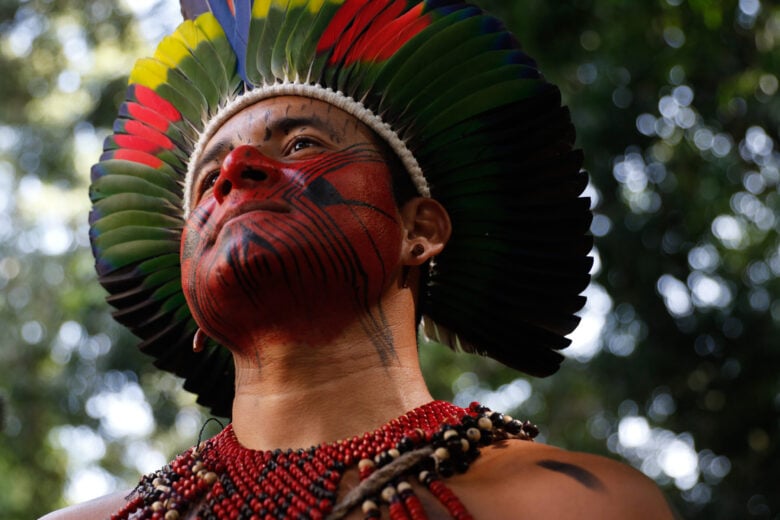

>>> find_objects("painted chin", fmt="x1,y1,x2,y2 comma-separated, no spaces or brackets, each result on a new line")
183,224,401,346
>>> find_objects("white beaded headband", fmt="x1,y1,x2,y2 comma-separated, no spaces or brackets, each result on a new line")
183,82,430,218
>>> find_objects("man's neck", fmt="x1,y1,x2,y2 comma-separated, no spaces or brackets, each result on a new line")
226,291,434,451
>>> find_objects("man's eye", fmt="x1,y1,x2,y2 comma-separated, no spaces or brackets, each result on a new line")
200,171,219,194
289,137,319,154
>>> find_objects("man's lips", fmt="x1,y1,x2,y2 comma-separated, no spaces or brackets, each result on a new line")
215,200,292,233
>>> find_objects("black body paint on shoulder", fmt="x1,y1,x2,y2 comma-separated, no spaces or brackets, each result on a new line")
537,460,606,491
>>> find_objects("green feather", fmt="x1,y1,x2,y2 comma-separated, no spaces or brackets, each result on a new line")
155,36,221,112
92,193,182,219
90,175,181,206
286,0,342,82
402,52,536,123
376,15,498,111
91,160,181,193
193,16,240,94
99,240,180,271
151,279,183,302
94,226,180,252
91,210,182,235
141,266,181,290
270,2,308,81
419,72,543,136
136,253,182,274
361,9,478,100
248,4,287,84
131,58,205,125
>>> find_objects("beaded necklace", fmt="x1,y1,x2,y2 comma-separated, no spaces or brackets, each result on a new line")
111,401,538,520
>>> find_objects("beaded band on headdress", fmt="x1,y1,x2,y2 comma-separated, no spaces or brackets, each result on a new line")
89,0,593,417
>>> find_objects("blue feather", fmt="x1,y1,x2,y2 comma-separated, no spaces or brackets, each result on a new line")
207,0,252,82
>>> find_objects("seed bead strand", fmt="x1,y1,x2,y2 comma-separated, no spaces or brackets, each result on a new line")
111,401,537,520
347,402,538,520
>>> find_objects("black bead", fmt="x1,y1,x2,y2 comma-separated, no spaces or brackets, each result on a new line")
420,455,437,471
397,437,414,452
376,452,391,466
446,438,463,451
461,416,477,428
438,461,454,478
524,421,540,438
490,412,504,427
505,420,522,435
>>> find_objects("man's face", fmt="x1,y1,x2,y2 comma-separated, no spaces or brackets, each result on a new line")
181,96,404,348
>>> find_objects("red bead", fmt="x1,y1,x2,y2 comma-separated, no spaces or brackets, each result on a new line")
111,401,511,519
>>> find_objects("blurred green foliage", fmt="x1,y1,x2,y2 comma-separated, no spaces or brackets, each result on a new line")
0,0,777,519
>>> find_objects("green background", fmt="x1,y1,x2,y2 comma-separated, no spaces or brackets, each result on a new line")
0,0,777,518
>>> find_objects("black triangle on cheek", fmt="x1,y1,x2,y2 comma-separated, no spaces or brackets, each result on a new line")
303,177,344,207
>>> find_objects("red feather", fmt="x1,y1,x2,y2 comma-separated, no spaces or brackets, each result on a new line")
102,149,164,169
111,134,173,156
345,3,429,64
316,0,367,54
121,120,174,148
319,0,431,66
121,102,177,134
129,85,183,124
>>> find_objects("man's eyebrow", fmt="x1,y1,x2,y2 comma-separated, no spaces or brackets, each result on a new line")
194,139,230,174
270,116,333,136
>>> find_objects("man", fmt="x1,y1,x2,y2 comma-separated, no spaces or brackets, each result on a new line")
44,1,675,518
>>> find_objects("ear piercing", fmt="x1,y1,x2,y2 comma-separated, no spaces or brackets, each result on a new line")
193,328,207,353
411,244,425,257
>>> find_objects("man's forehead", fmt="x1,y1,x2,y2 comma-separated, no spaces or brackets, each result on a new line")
212,96,355,137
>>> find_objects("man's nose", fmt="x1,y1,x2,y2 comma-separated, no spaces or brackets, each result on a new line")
214,145,282,204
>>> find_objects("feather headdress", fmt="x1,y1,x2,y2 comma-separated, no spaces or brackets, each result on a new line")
90,0,592,417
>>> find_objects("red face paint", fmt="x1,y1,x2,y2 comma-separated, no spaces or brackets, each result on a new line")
181,97,403,356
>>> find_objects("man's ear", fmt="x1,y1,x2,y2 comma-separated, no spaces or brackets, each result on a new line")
399,197,452,266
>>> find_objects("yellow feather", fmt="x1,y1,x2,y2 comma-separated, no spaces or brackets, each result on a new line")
252,0,272,18
128,58,168,89
195,12,225,40
154,36,191,69
173,20,202,49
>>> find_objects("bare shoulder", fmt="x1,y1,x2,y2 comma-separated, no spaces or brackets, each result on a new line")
447,439,677,519
38,490,130,520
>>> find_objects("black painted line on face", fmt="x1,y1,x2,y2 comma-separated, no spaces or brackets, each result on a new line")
537,460,606,492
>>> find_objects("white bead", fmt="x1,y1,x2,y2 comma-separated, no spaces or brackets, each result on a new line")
397,481,413,493
444,430,458,440
362,500,379,514
434,447,450,461
381,486,398,503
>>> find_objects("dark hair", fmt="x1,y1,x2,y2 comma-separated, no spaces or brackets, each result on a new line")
373,136,419,207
